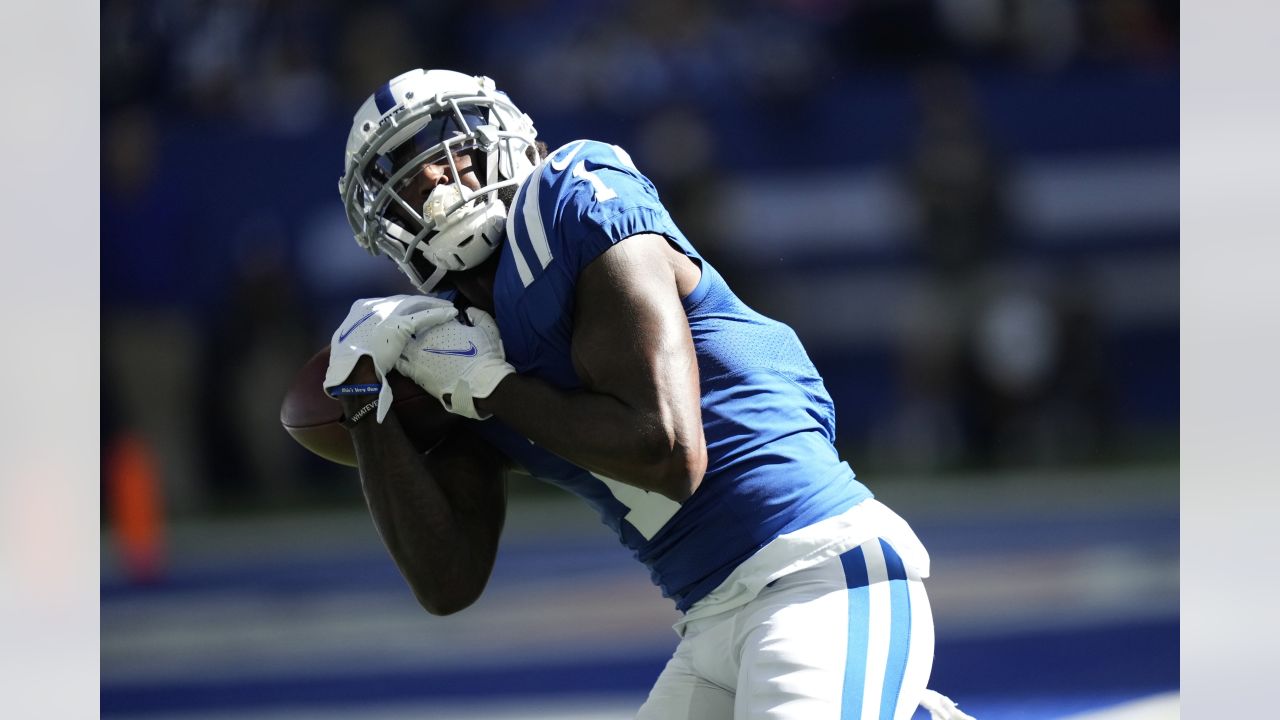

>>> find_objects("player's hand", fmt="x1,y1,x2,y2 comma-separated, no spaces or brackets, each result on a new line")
396,307,515,421
324,295,458,422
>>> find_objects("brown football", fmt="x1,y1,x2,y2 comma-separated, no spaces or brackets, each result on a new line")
280,345,458,466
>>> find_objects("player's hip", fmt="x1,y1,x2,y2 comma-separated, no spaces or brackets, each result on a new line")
673,498,930,636
642,536,935,720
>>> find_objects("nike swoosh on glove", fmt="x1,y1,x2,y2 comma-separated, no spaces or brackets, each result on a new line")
395,307,515,421
324,295,458,422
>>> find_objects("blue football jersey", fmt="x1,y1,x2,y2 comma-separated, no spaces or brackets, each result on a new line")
472,140,873,612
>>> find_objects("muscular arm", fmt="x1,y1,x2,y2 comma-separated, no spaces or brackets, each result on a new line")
342,360,507,615
475,233,707,502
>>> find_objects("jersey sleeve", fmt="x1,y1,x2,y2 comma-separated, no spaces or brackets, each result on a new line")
544,141,688,277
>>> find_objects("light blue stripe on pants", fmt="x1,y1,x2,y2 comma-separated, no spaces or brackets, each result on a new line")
840,539,921,720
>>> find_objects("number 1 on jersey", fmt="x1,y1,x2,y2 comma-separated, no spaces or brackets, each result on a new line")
591,472,680,540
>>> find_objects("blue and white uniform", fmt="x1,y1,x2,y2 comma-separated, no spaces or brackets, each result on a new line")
473,140,939,719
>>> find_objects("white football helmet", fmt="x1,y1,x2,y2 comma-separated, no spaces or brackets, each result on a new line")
338,69,538,294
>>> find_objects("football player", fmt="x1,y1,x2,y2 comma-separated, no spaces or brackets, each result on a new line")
323,69,972,720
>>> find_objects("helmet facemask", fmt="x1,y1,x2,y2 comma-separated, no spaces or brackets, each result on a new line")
339,70,537,295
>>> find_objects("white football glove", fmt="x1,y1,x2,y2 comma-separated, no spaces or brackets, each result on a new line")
396,307,515,420
324,295,458,422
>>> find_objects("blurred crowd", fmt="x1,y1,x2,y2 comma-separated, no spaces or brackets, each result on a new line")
104,0,1176,122
102,0,1178,516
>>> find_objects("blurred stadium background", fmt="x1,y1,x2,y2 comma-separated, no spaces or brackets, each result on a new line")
100,1,1178,718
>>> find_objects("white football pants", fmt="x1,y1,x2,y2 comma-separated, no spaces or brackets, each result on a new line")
636,537,934,720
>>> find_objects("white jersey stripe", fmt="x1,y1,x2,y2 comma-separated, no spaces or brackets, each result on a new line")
505,184,535,287
522,170,554,269
860,540,891,720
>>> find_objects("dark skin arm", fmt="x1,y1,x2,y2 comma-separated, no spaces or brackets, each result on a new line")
475,233,707,502
342,358,507,616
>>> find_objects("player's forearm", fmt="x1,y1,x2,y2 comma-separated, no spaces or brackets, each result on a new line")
476,374,706,501
343,399,502,615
